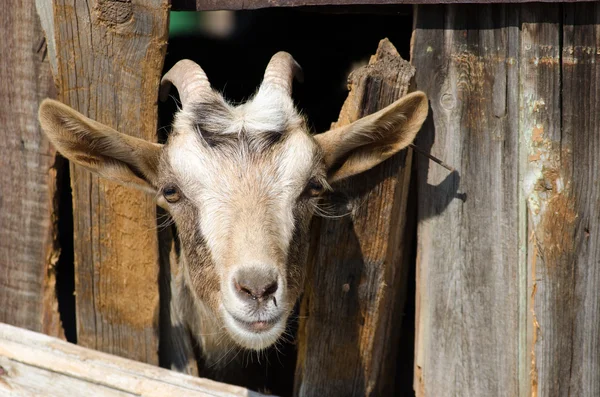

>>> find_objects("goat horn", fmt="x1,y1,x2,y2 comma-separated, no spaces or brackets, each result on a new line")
159,59,212,107
259,52,303,96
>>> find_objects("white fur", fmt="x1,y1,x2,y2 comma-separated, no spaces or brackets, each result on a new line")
166,92,316,353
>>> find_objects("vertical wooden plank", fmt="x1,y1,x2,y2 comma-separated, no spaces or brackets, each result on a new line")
413,4,599,397
0,0,63,337
518,7,562,397
295,39,416,397
37,0,169,364
412,5,522,396
533,3,600,396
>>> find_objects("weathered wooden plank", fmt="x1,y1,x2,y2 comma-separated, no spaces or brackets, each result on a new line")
560,4,600,395
412,4,523,396
0,322,265,397
36,0,169,364
0,0,62,338
413,4,600,397
173,0,592,12
0,359,136,397
518,7,563,397
294,39,415,397
528,3,600,396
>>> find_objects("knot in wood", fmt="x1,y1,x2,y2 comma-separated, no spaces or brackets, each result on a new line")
95,0,133,27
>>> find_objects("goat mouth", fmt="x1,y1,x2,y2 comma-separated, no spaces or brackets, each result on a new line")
230,314,282,334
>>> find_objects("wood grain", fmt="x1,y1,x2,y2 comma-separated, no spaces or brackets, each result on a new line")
0,0,62,338
536,3,600,396
412,4,523,396
173,0,592,12
294,39,415,397
0,322,265,397
37,0,169,364
518,7,562,397
413,4,600,397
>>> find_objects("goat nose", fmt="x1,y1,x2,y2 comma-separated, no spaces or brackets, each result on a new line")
233,268,279,303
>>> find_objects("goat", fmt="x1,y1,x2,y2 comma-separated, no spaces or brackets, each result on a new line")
38,52,428,365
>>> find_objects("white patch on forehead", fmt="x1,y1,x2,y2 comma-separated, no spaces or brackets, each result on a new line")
269,131,316,252
277,131,316,184
168,133,238,267
230,86,300,134
174,86,301,137
167,133,212,194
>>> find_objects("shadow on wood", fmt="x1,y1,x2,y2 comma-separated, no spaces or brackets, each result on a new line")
295,38,418,397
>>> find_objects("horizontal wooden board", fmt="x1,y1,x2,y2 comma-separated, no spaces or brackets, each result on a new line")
0,322,265,397
173,0,592,12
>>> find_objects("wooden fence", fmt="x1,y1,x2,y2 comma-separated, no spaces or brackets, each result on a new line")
0,322,263,396
1,1,599,396
412,4,600,396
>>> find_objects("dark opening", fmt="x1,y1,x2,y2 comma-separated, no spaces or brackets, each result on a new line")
55,156,77,343
159,6,415,396
161,6,413,132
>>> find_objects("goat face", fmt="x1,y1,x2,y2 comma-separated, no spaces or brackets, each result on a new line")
39,52,428,353
160,95,324,350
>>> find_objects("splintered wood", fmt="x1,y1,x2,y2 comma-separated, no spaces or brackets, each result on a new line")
0,0,62,338
295,39,416,397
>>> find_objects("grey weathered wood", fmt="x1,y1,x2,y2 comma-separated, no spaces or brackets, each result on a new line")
294,39,415,397
532,3,600,396
0,360,135,397
518,7,562,397
413,4,600,397
561,4,600,395
412,4,524,396
0,322,266,397
0,0,63,338
173,0,592,12
36,0,169,364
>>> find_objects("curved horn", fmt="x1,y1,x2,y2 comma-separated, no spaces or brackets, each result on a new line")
259,52,303,96
159,59,212,107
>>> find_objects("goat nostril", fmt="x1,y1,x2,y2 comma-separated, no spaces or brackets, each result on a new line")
234,280,256,300
262,281,278,298
233,276,278,302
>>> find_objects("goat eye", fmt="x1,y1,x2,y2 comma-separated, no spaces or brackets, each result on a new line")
162,185,181,203
305,178,325,198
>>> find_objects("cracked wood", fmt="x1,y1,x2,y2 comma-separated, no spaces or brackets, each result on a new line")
413,3,600,396
294,38,416,397
0,0,62,338
412,4,525,396
36,0,169,364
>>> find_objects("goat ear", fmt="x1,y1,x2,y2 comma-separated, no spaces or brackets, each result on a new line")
315,91,428,184
39,99,162,193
